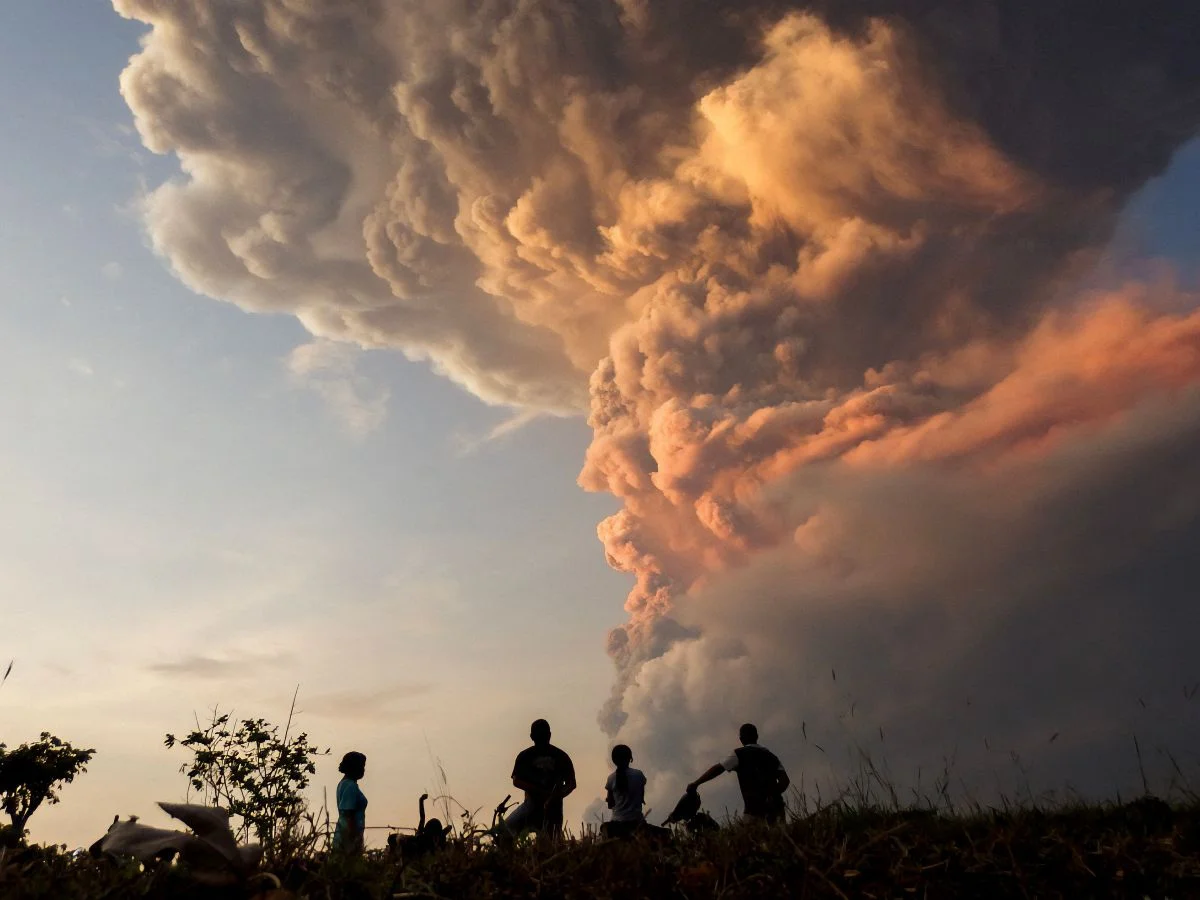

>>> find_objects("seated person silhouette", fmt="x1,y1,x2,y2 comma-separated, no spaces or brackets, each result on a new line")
601,744,646,839
387,793,450,860
504,718,576,838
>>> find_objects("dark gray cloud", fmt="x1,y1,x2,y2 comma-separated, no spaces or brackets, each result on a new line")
618,389,1200,810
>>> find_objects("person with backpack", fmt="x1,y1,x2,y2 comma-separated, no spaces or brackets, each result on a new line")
687,723,790,823
602,744,646,838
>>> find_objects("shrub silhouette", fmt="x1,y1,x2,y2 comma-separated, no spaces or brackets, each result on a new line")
0,732,94,847
165,702,329,866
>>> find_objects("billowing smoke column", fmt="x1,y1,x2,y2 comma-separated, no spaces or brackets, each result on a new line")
116,0,1200,800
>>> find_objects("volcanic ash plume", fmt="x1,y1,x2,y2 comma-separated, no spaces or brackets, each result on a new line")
116,0,1200,792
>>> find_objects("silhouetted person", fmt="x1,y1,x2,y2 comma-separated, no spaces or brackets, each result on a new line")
602,744,646,838
687,723,789,823
505,718,576,837
333,751,368,852
388,793,450,861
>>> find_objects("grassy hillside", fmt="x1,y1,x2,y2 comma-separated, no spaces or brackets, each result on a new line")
5,796,1200,899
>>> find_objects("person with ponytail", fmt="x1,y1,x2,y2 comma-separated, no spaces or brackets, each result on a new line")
602,744,646,838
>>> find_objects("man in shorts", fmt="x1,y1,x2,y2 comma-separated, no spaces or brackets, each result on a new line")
505,718,577,837
687,723,790,823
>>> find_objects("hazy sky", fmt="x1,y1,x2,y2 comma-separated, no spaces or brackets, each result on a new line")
3,1,1200,849
1,2,628,847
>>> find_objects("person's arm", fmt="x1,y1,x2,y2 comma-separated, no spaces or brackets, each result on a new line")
541,755,578,809
775,766,791,795
339,784,366,844
687,763,726,792
543,774,577,808
560,757,577,798
512,755,541,795
512,774,540,793
417,793,428,832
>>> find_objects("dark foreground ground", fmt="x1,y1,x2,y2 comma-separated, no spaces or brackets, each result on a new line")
4,798,1198,899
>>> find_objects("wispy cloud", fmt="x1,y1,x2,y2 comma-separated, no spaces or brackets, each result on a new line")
147,650,293,680
81,116,147,166
101,261,123,280
286,340,389,439
68,358,94,378
298,683,433,721
453,408,544,456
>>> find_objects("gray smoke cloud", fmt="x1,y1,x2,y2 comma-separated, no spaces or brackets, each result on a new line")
115,0,1200,802
617,386,1200,813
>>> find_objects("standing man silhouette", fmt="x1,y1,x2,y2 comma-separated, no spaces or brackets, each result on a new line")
688,723,790,823
505,719,576,837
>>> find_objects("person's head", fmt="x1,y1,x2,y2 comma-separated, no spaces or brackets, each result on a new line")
338,751,367,780
611,743,633,792
423,817,446,841
739,723,759,745
530,718,551,745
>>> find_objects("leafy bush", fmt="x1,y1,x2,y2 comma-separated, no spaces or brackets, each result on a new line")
0,733,94,847
165,704,329,866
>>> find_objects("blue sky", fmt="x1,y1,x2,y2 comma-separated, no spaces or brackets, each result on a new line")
1,1,628,846
2,2,1199,849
